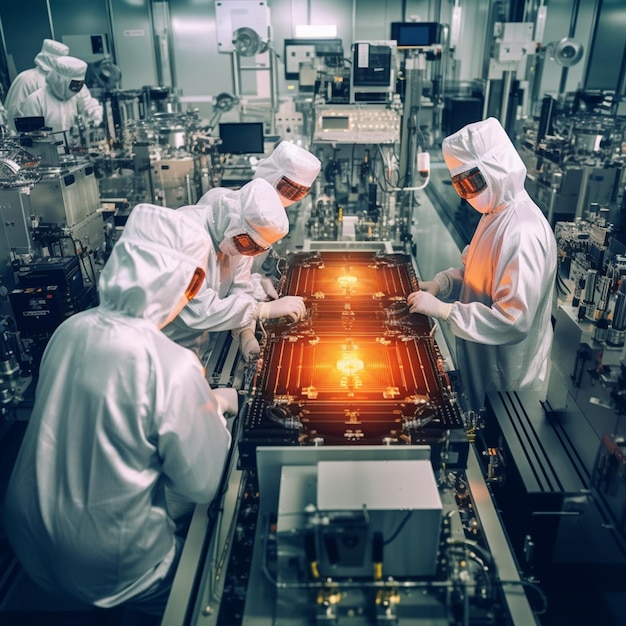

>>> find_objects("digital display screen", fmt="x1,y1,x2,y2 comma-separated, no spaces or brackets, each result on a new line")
322,116,350,131
14,116,46,133
390,22,439,48
218,122,265,154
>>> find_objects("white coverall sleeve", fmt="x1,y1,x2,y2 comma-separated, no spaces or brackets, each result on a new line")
77,86,103,126
4,77,35,124
249,273,279,301
447,230,545,346
180,285,259,333
157,354,232,503
178,255,258,332
227,256,257,297
0,101,8,127
20,93,43,120
434,245,469,300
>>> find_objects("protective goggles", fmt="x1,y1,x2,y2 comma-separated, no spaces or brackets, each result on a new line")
184,267,206,301
231,232,269,256
69,79,84,93
275,176,310,202
450,167,487,199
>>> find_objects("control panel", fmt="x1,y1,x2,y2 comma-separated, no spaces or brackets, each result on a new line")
313,104,401,144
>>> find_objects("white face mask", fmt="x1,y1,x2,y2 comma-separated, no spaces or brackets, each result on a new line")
219,237,240,256
467,186,495,214
48,73,77,101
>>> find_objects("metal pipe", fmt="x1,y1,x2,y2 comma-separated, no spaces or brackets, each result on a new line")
613,284,626,332
559,0,580,94
500,70,514,129
583,269,598,305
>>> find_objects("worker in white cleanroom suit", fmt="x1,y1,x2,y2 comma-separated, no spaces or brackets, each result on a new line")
407,117,557,411
3,203,236,616
0,98,7,128
243,140,321,358
252,140,321,207
163,177,308,362
4,38,102,130
20,55,97,134
194,141,321,360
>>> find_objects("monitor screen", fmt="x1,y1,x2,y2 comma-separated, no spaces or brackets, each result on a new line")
218,122,265,154
14,116,46,133
390,22,439,48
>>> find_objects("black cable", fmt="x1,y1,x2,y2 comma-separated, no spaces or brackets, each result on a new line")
207,403,242,521
555,271,570,298
383,510,413,545
372,145,399,194
87,253,98,287
497,579,549,615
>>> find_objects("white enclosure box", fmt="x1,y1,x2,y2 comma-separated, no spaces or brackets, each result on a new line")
316,459,443,578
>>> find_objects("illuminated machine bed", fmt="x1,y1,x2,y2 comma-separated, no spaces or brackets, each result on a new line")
239,249,467,469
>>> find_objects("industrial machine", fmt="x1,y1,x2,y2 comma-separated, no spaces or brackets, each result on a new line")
161,245,543,626
473,206,626,625
519,98,626,226
0,130,103,373
94,89,223,209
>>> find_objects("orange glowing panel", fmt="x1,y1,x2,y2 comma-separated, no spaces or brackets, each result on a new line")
337,274,358,295
243,250,464,448
336,352,364,376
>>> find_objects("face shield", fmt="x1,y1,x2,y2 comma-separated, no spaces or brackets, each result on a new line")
254,142,320,205
230,232,270,256
216,178,289,256
69,79,84,93
184,267,206,300
275,176,310,203
450,166,487,199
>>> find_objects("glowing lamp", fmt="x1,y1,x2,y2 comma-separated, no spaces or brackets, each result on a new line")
336,353,364,375
337,275,358,292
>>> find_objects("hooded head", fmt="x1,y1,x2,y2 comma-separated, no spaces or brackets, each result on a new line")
34,39,70,74
98,203,211,328
254,141,321,206
190,178,289,257
46,56,87,101
442,117,527,214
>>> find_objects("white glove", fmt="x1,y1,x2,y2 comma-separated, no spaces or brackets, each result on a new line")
238,327,260,361
257,296,307,322
250,273,279,301
213,387,239,418
418,280,441,296
407,291,453,320
259,276,279,300
92,111,103,127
